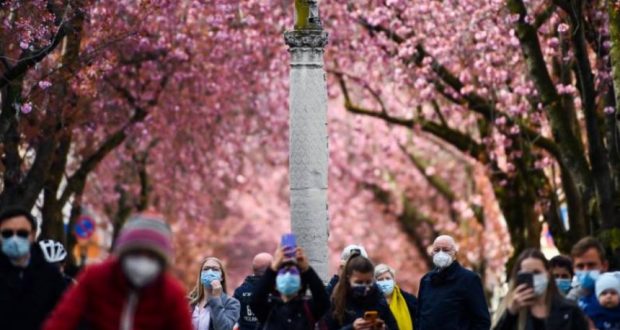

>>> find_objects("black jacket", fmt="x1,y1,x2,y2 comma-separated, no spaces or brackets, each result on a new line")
324,284,398,330
0,244,67,330
401,288,418,328
250,267,330,330
234,275,262,330
493,296,589,330
416,261,490,330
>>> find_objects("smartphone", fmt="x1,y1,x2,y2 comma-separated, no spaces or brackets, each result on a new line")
363,311,378,324
516,272,533,288
281,233,297,258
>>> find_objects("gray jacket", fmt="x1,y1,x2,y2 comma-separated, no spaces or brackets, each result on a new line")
192,294,241,330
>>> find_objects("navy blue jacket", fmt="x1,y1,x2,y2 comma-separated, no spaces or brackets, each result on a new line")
0,244,67,330
580,291,620,330
324,284,398,330
326,274,339,298
234,275,262,330
416,261,490,330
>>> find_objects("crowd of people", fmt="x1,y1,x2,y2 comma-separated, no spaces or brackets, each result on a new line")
0,207,619,330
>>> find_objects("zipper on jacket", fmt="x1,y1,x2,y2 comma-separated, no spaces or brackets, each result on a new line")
120,290,139,330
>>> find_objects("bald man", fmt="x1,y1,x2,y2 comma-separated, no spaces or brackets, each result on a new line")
416,235,490,330
234,253,273,330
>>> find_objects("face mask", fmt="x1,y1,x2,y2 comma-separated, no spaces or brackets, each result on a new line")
533,273,549,296
576,270,600,290
122,256,162,288
351,283,372,298
1,236,31,259
276,271,301,296
377,279,395,296
201,269,222,288
556,278,572,294
433,251,453,269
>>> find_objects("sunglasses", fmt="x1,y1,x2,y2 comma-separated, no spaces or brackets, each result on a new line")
1,229,30,239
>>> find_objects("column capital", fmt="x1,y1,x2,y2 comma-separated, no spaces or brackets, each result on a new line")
284,29,329,49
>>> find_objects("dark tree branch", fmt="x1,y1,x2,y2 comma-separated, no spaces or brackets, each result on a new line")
357,17,563,162
559,0,617,227
0,1,74,89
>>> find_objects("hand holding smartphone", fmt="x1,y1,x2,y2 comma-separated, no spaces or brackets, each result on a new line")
363,311,378,324
281,233,297,259
516,272,533,289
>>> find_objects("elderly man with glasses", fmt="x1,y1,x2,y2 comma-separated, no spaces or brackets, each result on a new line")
415,235,491,330
0,207,67,330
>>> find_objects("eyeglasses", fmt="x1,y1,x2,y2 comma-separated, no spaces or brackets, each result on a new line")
1,229,30,239
433,247,453,253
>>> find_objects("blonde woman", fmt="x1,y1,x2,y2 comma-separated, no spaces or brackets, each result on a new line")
492,249,589,330
189,257,240,330
375,264,416,330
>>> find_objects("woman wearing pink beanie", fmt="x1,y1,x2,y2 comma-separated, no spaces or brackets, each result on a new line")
44,212,193,330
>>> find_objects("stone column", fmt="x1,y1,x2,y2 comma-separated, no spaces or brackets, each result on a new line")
284,1,330,280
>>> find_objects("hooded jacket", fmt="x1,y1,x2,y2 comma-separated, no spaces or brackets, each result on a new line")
0,244,67,330
43,257,193,330
416,261,490,330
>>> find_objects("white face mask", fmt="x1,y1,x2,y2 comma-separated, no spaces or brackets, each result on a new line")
533,273,549,296
122,255,162,288
433,251,453,269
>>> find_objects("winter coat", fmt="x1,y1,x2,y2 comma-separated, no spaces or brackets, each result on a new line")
493,296,590,330
580,292,620,330
324,284,398,330
191,293,240,330
0,244,67,330
416,261,491,330
250,267,330,330
234,275,262,330
43,257,193,330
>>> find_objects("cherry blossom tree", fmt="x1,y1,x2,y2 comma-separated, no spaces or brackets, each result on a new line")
320,0,620,268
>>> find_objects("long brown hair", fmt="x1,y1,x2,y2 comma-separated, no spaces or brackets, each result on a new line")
331,254,375,324
188,257,228,306
492,249,560,330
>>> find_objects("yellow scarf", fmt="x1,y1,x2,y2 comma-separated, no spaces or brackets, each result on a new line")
389,286,413,330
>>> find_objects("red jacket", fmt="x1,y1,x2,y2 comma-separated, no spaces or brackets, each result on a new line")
43,257,193,330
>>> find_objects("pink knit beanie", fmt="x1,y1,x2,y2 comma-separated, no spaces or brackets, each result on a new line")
114,211,173,265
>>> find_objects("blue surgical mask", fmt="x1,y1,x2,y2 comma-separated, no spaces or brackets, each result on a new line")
351,283,372,298
377,279,395,296
556,278,572,294
276,272,301,296
576,270,600,290
1,236,31,259
201,269,222,288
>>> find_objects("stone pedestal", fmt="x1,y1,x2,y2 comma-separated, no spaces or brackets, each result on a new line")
284,28,329,280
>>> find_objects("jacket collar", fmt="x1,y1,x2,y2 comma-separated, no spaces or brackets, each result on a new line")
429,260,461,285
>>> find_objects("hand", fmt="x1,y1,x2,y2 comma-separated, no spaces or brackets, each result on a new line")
296,247,310,272
271,245,285,271
211,280,223,297
353,318,373,330
508,284,536,314
372,319,386,330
